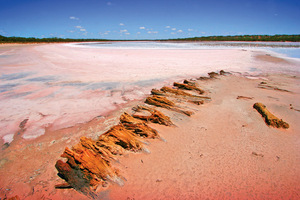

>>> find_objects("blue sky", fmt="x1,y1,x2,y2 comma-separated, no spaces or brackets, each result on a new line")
0,0,299,40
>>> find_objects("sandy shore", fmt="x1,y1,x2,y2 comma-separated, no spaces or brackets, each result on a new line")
0,43,300,199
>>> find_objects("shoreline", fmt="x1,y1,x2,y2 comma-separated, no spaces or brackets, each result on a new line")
0,43,300,199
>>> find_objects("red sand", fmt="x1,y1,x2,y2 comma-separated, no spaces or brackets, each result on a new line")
0,43,300,199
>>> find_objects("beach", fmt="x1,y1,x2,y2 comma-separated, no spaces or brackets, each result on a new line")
0,43,300,199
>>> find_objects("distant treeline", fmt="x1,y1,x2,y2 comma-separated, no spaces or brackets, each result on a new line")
167,34,300,42
1,34,300,43
0,35,108,43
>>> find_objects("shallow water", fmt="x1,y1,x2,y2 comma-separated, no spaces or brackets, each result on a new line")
1,43,299,144
75,41,300,59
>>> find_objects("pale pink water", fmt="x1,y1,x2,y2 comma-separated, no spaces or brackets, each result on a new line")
0,43,299,143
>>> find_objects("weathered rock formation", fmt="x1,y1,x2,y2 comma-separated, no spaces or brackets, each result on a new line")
55,78,209,197
253,102,289,129
173,82,205,94
258,82,291,93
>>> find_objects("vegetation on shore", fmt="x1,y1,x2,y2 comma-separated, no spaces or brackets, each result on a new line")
1,34,300,43
0,35,108,43
166,34,300,42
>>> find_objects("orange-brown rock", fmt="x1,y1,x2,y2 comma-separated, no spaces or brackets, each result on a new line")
145,95,193,116
208,72,219,78
173,82,205,94
160,86,194,97
253,102,289,129
237,96,253,100
258,82,291,93
55,122,149,196
55,159,98,198
188,100,204,105
145,95,175,107
220,70,231,75
132,105,173,126
183,79,196,86
99,125,144,152
120,112,159,138
151,89,166,96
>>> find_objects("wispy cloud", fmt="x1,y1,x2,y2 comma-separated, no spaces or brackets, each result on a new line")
107,2,112,6
120,29,128,33
74,25,87,33
119,23,125,26
148,31,158,34
70,16,79,20
99,31,111,36
139,27,146,29
165,26,171,28
188,29,193,31
177,30,183,33
171,28,176,31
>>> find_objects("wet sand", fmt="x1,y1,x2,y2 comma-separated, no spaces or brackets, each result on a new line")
0,43,300,199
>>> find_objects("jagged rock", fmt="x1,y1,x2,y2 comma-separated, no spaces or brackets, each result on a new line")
55,183,73,189
159,87,210,103
55,160,98,198
237,96,253,100
55,75,210,197
120,112,159,138
151,89,166,96
99,125,145,152
183,79,196,86
173,82,205,94
220,70,231,75
132,105,173,126
55,123,148,196
258,82,291,93
188,100,204,105
253,102,289,129
208,72,219,78
161,86,194,97
19,119,28,129
145,95,175,107
145,95,193,116
197,76,210,81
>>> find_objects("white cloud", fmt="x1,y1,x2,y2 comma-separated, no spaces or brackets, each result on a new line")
188,29,193,31
171,32,176,35
165,26,171,28
80,29,86,32
75,26,83,29
171,28,176,31
119,23,125,26
120,29,128,33
107,2,112,6
177,30,183,33
148,31,158,34
125,32,130,35
139,27,146,29
68,30,75,33
137,32,141,34
70,16,79,20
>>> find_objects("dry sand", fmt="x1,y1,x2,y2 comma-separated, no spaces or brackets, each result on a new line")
0,43,300,199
